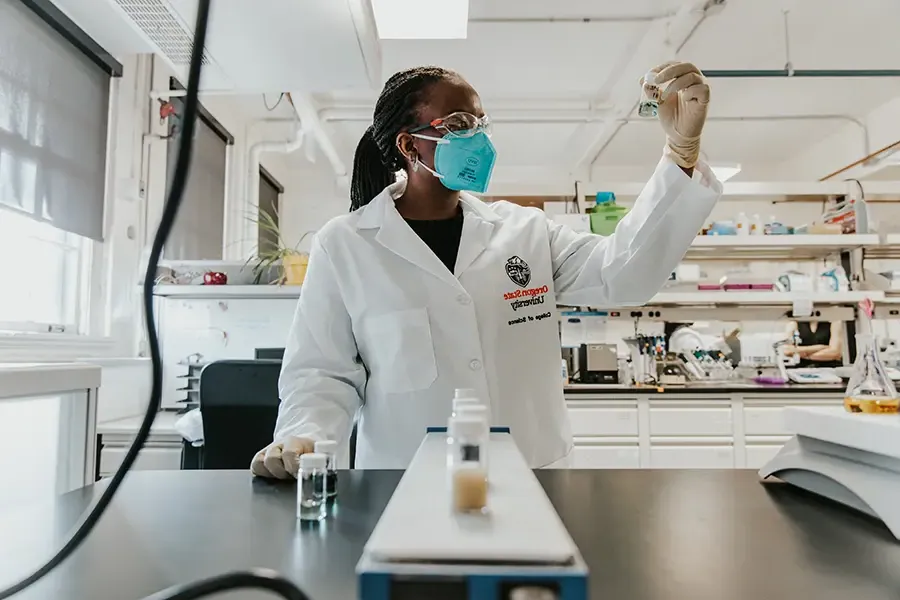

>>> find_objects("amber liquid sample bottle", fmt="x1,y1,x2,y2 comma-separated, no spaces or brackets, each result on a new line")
844,333,899,414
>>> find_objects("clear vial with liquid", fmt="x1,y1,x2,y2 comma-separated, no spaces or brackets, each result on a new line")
297,453,327,521
454,404,491,467
448,416,489,514
313,440,339,499
638,70,659,118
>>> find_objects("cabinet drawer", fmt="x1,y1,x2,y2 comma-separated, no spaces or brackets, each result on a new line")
745,444,786,469
649,407,732,436
100,446,182,475
744,407,788,435
567,406,638,437
572,445,640,469
650,445,734,469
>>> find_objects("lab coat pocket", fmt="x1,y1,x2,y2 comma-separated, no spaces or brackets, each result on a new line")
362,308,437,394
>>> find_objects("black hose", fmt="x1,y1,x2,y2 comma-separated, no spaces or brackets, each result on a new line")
0,1,311,599
140,570,311,600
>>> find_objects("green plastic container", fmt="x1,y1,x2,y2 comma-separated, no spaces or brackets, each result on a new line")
589,204,628,235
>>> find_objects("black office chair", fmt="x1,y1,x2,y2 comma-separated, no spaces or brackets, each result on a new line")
198,359,283,470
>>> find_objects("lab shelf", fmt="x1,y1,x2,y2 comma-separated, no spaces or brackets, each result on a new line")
684,234,879,261
648,290,881,306
863,233,900,259
153,284,301,299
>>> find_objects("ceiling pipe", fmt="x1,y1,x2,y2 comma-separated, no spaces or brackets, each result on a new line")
820,138,900,181
593,114,872,165
469,13,677,24
623,114,871,155
318,107,614,124
246,126,304,225
704,69,900,78
287,92,349,186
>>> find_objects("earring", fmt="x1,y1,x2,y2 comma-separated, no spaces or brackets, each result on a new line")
411,155,419,172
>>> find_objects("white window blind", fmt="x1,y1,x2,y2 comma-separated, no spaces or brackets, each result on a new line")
0,0,111,241
258,167,282,256
164,97,228,260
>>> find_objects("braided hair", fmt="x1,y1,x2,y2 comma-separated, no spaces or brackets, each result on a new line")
350,66,458,211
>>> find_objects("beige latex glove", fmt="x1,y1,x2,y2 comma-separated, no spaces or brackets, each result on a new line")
249,437,316,479
644,61,710,169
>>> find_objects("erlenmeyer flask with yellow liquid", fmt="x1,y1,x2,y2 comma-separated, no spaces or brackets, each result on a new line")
844,298,898,413
844,333,899,413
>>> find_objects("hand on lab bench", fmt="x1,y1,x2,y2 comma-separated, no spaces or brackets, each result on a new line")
250,437,316,479
645,61,710,169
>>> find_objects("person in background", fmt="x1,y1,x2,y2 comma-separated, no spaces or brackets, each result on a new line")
784,319,843,368
251,62,721,477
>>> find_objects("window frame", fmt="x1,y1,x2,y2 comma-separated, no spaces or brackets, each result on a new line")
0,0,119,356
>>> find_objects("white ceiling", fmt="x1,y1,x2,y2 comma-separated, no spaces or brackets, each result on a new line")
303,0,900,181
54,0,899,182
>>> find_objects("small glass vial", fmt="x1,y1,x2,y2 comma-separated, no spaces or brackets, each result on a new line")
313,440,338,499
638,70,659,118
451,396,481,418
454,388,477,400
455,404,491,465
297,453,327,522
448,416,488,514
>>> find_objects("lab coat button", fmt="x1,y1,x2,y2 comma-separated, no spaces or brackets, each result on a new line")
457,294,471,305
469,359,482,371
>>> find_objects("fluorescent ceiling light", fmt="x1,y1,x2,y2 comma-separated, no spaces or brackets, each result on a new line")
371,0,469,39
710,164,741,182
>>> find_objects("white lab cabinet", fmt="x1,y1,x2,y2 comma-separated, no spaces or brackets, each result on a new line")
572,441,641,469
0,363,99,507
565,388,843,469
97,412,183,477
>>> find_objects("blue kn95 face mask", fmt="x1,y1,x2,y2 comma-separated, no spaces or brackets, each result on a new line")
412,131,497,194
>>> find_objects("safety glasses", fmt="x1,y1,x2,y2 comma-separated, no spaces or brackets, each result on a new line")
409,112,492,138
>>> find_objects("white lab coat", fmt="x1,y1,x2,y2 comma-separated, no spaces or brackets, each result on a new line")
275,156,722,469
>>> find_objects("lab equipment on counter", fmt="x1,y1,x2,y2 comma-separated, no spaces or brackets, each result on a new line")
765,221,792,235
358,431,587,600
820,192,870,234
819,266,850,292
659,361,692,385
741,333,841,385
577,343,619,383
638,70,659,117
314,440,338,499
705,220,737,236
845,333,899,413
719,276,774,291
624,335,664,385
775,271,813,293
784,368,843,385
760,406,900,541
750,214,764,235
736,212,750,235
297,453,328,522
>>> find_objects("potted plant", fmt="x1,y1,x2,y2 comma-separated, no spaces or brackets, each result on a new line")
247,207,314,286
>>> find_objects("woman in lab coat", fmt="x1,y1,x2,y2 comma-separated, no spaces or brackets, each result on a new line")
251,63,722,477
